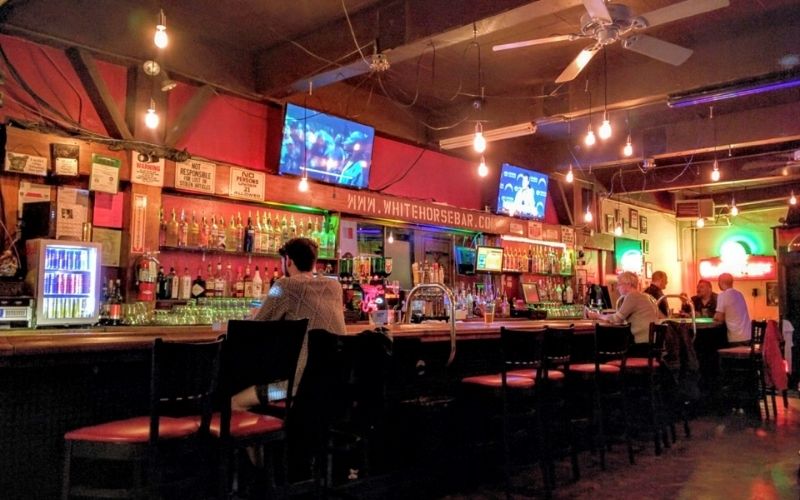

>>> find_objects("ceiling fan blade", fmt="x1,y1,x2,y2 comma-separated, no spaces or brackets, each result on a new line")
622,35,692,66
640,0,730,28
555,44,600,83
582,0,613,23
492,34,575,52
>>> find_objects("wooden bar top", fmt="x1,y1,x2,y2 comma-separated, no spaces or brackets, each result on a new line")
0,319,596,357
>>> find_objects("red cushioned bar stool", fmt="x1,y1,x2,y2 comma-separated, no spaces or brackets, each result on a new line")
62,337,224,499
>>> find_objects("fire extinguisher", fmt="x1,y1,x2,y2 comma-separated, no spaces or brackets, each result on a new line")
134,252,160,301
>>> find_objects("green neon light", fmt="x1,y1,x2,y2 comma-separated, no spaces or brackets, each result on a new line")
718,233,762,255
263,201,327,215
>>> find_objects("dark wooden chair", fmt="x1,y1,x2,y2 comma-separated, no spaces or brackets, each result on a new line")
62,337,224,499
718,320,769,419
211,318,308,498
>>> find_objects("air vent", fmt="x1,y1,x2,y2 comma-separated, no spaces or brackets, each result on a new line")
675,199,714,219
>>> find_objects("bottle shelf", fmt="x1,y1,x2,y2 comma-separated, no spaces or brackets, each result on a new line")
158,245,337,261
502,269,575,276
43,293,91,298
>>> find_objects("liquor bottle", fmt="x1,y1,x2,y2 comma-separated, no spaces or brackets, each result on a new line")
224,262,234,297
209,215,218,249
297,217,305,238
205,264,215,297
234,266,244,298
236,212,245,252
169,267,179,299
312,219,321,246
280,215,289,246
270,267,280,287
158,208,167,248
198,214,210,249
166,208,179,247
306,219,314,242
156,266,167,300
252,266,263,298
188,210,200,247
226,215,238,252
253,212,262,254
214,259,225,298
110,279,123,326
289,214,297,239
244,212,255,253
178,209,189,247
262,212,272,254
191,268,206,299
217,214,227,249
243,264,253,298
179,267,192,300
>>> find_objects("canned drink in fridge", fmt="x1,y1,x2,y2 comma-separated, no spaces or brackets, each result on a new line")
72,298,80,318
75,273,83,294
79,251,88,271
56,274,65,294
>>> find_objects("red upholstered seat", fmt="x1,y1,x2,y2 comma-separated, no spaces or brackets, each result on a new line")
568,363,621,374
608,357,652,370
210,410,284,438
506,369,566,381
718,345,758,358
461,374,535,389
65,416,200,443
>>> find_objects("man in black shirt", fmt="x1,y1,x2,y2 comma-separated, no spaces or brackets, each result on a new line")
680,279,718,318
644,270,669,317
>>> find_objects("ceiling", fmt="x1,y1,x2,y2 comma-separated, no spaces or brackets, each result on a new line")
2,0,800,216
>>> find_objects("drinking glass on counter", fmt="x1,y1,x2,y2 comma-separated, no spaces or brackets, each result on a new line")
484,302,495,324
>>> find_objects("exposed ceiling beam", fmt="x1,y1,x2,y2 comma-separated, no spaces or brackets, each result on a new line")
164,85,215,148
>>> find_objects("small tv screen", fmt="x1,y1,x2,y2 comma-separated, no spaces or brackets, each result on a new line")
278,103,375,189
496,163,548,219
455,246,476,275
476,246,504,273
614,237,643,274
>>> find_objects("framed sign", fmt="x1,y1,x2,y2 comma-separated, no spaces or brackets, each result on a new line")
131,152,165,186
89,154,121,193
629,208,639,229
5,151,48,176
766,282,779,306
175,159,216,194
51,143,80,176
640,215,648,234
605,214,615,233
229,167,265,201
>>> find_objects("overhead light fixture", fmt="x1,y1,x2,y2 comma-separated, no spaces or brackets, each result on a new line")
473,122,486,153
642,158,655,171
623,134,633,157
160,71,177,92
599,112,612,140
696,217,705,228
584,124,596,146
667,71,800,108
566,164,574,183
477,156,489,177
439,122,536,150
730,195,739,216
144,98,159,129
613,221,623,236
298,174,309,192
709,106,720,182
598,49,612,140
791,190,797,205
387,231,394,244
583,206,593,223
711,159,721,182
154,9,168,49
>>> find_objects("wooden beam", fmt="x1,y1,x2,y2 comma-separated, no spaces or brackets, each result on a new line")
164,85,215,148
65,47,132,140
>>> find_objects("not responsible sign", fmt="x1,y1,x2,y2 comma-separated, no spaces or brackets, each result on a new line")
175,159,216,194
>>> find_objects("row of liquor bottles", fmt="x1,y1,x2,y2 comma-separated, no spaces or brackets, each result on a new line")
502,244,574,275
152,261,281,300
159,208,336,257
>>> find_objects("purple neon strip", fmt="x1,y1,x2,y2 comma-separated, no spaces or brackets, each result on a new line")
668,77,800,108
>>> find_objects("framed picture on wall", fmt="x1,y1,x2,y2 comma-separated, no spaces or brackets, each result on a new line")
766,281,779,306
640,215,648,234
629,209,639,229
606,214,615,233
642,239,650,254
645,262,653,279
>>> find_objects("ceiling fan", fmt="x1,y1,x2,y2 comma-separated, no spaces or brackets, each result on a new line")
493,0,730,83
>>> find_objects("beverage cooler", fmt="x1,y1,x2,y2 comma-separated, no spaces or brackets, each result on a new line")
25,239,102,326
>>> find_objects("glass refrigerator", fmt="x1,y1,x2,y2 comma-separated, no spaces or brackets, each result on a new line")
25,239,102,326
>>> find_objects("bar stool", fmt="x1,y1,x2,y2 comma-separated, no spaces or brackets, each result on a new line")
568,323,634,469
62,337,224,499
210,318,308,498
718,320,769,418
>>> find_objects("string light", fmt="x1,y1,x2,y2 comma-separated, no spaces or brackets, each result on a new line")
623,134,633,157
154,9,168,49
387,231,394,244
144,98,159,129
598,48,612,140
730,195,739,216
566,164,574,183
696,217,705,228
583,206,593,223
791,190,797,205
473,122,486,153
477,156,488,177
613,221,622,236
298,94,310,192
584,124,596,146
598,112,612,140
710,159,721,182
298,174,309,192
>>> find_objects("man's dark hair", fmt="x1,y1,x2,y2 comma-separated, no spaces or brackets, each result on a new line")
697,279,712,288
279,237,318,272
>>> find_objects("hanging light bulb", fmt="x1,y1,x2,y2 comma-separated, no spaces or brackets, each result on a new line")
710,159,721,182
583,207,593,223
613,221,622,236
730,196,739,217
791,190,797,205
623,134,633,157
566,164,574,183
598,112,612,140
473,123,486,153
584,124,596,146
144,98,159,129
696,217,705,228
388,231,394,244
154,9,168,49
298,173,309,192
477,156,488,177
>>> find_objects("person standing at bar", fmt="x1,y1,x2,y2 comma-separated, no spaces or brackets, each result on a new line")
586,271,658,344
714,272,751,345
232,237,346,410
644,270,669,317
680,279,718,318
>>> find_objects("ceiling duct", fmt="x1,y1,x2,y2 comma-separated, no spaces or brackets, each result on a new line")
675,199,714,219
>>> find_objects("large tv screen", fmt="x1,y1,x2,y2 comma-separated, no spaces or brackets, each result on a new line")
496,163,549,219
278,103,375,189
476,246,504,273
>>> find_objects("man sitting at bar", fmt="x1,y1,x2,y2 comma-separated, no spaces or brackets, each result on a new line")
587,271,659,344
644,270,669,317
232,237,346,410
679,279,718,318
714,272,751,345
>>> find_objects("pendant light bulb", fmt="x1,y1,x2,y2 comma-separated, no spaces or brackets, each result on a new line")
388,231,394,244
583,207,593,223
154,10,168,49
623,134,633,157
730,196,739,217
473,123,486,153
710,160,720,182
298,173,309,192
613,221,622,236
566,164,574,183
598,113,612,140
144,98,159,129
584,124,596,146
477,156,488,177
696,217,705,228
791,190,797,206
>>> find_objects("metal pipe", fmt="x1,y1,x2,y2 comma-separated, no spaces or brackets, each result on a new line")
404,283,457,366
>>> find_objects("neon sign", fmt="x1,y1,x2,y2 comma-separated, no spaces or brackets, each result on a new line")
699,240,776,280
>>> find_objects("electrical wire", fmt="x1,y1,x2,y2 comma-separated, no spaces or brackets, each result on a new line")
341,0,372,67
373,147,427,192
40,47,84,124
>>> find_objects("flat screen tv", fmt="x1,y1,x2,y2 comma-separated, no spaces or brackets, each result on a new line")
476,246,504,273
496,163,549,219
454,246,476,275
278,103,375,189
614,237,643,274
